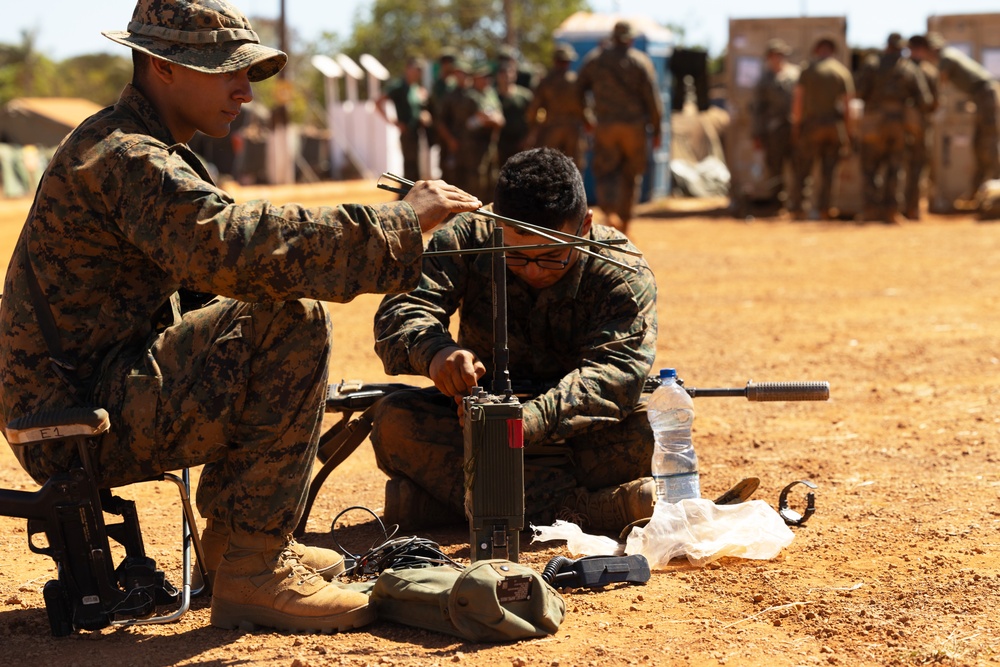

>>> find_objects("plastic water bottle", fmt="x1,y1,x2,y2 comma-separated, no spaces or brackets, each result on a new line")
647,368,700,503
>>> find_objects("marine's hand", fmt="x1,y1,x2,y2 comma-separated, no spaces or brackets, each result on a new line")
404,180,481,233
429,346,486,400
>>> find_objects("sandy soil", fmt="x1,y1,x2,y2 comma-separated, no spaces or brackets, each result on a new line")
1,185,999,667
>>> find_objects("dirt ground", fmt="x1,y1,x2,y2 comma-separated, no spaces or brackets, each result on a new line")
1,185,999,667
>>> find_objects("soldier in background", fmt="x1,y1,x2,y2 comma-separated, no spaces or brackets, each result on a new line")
428,49,458,177
751,38,800,207
464,63,506,201
497,44,539,91
525,43,590,168
908,33,1000,202
855,33,933,223
577,20,664,234
788,36,855,221
376,56,432,183
435,59,475,189
904,39,939,220
495,60,534,168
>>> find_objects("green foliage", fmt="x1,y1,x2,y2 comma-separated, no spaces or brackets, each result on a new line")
343,0,590,81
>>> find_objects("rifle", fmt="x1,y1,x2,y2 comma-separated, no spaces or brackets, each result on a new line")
0,408,207,636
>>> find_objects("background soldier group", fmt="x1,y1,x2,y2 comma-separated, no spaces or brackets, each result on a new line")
382,20,662,234
753,30,999,222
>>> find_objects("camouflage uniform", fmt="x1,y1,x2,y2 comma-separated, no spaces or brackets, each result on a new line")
752,57,800,201
463,81,505,201
496,82,534,169
856,47,933,220
577,39,663,227
526,52,588,167
904,60,939,218
789,54,855,217
436,79,478,191
383,75,429,182
369,215,657,524
0,84,426,537
936,46,1000,193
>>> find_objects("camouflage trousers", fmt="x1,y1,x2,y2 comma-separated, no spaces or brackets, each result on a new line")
903,119,929,216
590,122,649,225
760,123,793,201
861,114,907,214
21,298,332,537
789,121,845,215
399,126,422,183
369,387,654,524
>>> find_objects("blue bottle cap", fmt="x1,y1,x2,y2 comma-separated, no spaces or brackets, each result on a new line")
659,368,677,379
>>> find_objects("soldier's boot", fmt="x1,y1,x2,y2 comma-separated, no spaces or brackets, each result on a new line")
903,206,921,221
194,518,344,590
883,208,900,225
383,476,463,531
555,477,656,533
210,533,374,633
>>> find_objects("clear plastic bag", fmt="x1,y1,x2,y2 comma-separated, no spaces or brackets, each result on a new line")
624,498,794,568
530,519,623,556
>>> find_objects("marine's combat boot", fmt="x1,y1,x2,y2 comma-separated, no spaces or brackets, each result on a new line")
210,533,374,633
556,477,656,533
194,518,345,590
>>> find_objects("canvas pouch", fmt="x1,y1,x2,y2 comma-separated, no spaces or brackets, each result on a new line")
367,559,566,642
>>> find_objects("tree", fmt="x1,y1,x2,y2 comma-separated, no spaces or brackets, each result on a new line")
343,0,590,80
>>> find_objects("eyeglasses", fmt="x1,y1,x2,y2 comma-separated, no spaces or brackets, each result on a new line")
504,254,571,270
502,217,586,271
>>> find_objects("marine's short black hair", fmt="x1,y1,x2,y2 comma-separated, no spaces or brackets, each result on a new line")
493,148,588,231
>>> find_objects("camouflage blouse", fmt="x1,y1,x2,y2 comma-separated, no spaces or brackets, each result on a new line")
373,213,658,446
0,83,424,426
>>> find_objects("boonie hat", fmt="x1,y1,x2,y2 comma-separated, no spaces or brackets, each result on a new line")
765,38,792,56
926,32,947,50
553,43,578,62
102,0,287,82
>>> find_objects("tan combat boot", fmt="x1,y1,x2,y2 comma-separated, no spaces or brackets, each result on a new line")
194,519,345,590
556,477,656,533
210,532,375,633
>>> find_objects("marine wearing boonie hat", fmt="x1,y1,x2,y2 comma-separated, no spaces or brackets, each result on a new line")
553,43,578,62
765,38,792,56
102,0,287,82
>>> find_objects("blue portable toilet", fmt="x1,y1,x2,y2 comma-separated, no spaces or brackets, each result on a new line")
553,12,674,203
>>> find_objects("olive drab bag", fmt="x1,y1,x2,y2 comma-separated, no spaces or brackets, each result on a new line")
368,559,566,642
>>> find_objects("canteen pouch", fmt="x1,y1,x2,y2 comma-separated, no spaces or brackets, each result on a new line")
369,559,565,642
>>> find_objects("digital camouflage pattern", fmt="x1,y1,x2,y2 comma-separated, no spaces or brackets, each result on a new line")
752,60,800,200
102,0,287,83
789,56,854,216
496,82,534,169
0,83,425,535
936,47,1000,190
525,67,589,166
576,42,663,225
576,42,663,131
904,60,939,217
435,82,479,190
856,50,933,218
369,213,657,522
